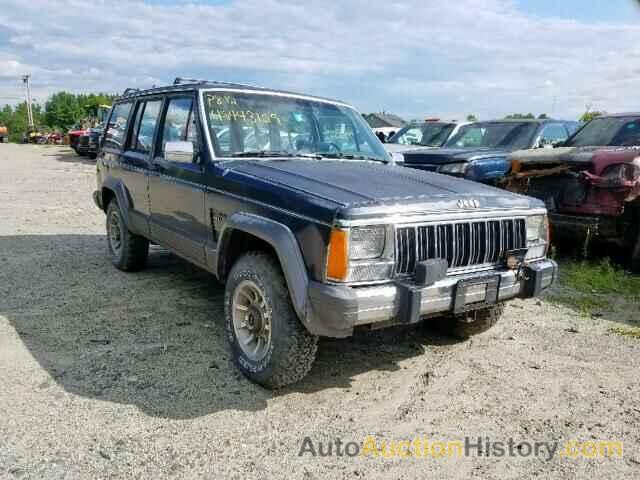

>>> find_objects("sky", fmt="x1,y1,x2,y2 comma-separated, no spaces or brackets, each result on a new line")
0,0,639,121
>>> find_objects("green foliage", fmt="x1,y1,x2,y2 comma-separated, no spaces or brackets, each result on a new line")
579,110,604,123
0,91,116,139
546,294,610,317
505,113,535,119
466,114,478,122
608,327,640,339
561,259,640,299
547,259,640,316
538,113,548,119
0,102,44,142
44,92,116,131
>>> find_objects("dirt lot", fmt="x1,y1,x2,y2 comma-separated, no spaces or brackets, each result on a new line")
1,144,639,479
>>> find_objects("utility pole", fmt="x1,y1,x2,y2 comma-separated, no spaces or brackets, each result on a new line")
22,75,34,129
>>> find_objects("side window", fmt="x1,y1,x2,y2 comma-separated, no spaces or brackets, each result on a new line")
159,96,199,162
540,124,568,145
104,102,133,149
613,120,640,146
131,100,162,153
396,127,423,145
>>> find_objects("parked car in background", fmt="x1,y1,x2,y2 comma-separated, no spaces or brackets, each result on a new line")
395,119,576,184
93,78,556,387
77,124,104,159
68,124,87,153
506,113,640,271
385,120,467,155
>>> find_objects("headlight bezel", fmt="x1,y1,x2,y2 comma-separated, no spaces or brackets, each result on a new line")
325,225,394,284
525,214,549,261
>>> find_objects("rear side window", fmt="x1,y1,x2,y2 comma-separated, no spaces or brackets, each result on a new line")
131,100,162,153
104,102,132,149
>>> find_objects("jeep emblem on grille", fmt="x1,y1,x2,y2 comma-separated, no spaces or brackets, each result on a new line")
457,199,480,209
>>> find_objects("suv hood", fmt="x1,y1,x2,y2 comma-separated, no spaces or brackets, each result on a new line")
221,158,541,223
384,143,438,155
401,147,511,166
509,146,640,167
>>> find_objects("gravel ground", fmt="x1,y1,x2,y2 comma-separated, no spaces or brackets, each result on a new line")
0,144,639,479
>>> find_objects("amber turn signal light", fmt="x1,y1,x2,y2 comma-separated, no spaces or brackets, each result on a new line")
326,229,348,281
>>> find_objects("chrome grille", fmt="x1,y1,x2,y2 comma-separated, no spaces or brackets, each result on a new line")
395,218,526,275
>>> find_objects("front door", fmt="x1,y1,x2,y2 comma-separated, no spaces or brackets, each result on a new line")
149,94,208,266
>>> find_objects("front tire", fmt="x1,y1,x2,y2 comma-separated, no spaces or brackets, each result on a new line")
443,304,504,340
106,200,149,271
224,252,318,388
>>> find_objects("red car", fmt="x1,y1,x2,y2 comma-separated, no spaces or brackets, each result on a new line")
68,127,88,153
506,113,640,271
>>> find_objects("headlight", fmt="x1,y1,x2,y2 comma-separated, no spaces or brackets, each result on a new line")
601,162,640,183
326,226,394,283
391,152,405,164
525,214,549,261
438,162,469,174
350,226,385,259
526,215,547,243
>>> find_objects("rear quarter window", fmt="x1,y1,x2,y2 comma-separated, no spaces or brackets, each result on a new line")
104,102,133,150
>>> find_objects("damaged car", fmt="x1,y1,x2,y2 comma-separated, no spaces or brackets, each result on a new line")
93,78,557,387
395,119,576,184
506,113,640,271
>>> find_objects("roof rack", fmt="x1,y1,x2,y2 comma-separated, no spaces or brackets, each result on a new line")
173,77,267,90
173,77,206,85
122,87,140,96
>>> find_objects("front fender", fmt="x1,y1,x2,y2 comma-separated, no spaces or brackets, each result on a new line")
466,157,511,182
216,213,309,323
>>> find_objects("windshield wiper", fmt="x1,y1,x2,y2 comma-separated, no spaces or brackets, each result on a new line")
312,152,389,163
230,150,324,159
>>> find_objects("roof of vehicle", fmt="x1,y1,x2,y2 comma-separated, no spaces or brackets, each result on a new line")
404,120,457,126
117,78,349,106
595,112,640,118
475,118,572,124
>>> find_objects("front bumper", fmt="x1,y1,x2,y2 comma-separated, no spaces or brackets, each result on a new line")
549,213,619,239
305,259,557,338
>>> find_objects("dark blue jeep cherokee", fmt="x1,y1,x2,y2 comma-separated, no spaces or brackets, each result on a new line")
93,79,556,387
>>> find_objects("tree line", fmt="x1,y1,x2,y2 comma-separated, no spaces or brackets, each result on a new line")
0,92,116,142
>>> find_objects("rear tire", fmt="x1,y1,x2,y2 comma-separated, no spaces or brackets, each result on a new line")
442,304,504,340
224,252,318,388
106,200,149,271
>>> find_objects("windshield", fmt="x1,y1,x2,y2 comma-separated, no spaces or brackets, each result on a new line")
564,116,640,147
203,91,389,162
388,123,455,147
444,122,538,150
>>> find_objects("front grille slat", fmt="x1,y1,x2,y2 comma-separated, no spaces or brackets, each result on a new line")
395,218,527,276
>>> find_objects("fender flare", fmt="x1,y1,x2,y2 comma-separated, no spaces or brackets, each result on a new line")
101,178,133,227
216,212,309,321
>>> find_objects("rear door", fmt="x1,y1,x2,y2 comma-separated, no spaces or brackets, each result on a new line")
118,97,163,234
148,93,208,265
101,101,152,233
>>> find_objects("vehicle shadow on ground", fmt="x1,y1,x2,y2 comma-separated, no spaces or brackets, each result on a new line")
43,146,96,165
1,234,456,419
